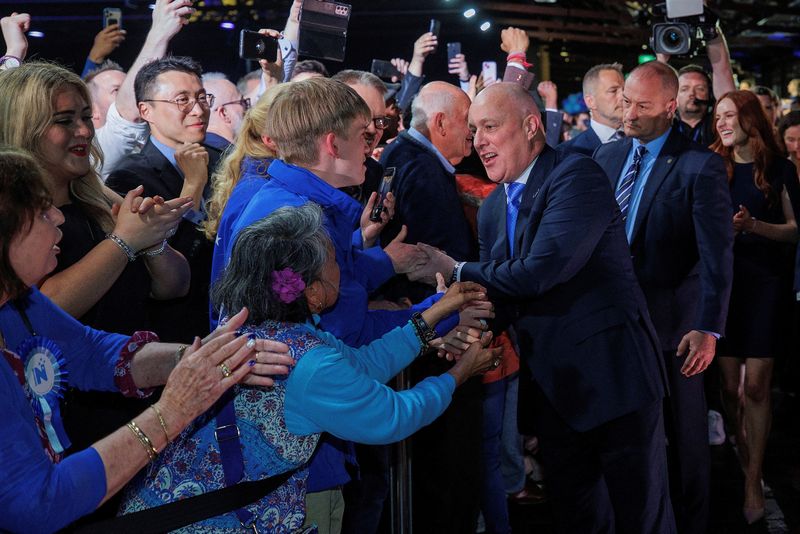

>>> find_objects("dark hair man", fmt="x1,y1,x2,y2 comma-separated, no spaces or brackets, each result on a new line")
107,56,221,341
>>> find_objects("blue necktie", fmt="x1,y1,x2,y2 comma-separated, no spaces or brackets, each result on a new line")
506,182,525,257
615,145,647,221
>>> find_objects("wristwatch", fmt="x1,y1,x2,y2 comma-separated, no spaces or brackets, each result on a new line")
0,55,21,70
449,261,464,284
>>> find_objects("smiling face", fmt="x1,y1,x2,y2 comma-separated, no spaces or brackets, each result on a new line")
440,93,474,165
331,116,371,187
8,205,65,288
715,97,749,149
349,83,386,153
622,71,676,142
140,70,210,148
469,86,540,184
41,86,94,186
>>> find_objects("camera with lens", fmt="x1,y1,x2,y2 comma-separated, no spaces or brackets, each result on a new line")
650,1,719,57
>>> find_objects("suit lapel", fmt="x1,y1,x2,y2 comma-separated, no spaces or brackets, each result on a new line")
603,138,632,190
513,147,555,256
630,130,683,242
140,141,184,199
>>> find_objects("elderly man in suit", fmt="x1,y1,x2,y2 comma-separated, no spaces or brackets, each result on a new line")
593,61,733,534
413,82,675,534
559,63,625,156
107,56,220,341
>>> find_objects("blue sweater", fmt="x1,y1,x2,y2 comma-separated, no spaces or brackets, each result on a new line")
0,288,130,533
217,159,455,491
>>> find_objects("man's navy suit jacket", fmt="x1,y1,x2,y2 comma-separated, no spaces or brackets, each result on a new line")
593,129,734,351
460,145,667,432
106,139,220,341
557,127,602,157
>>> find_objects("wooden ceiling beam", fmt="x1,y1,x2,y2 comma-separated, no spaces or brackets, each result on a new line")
493,16,648,38
484,2,627,22
525,30,645,46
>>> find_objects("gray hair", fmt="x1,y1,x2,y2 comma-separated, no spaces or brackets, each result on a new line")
582,62,623,96
409,84,457,136
332,69,387,95
202,71,229,83
211,203,331,324
236,69,261,96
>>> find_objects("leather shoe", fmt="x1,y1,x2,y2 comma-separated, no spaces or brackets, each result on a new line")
508,483,547,505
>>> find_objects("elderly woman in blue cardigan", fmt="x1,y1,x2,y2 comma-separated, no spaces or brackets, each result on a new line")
121,203,501,532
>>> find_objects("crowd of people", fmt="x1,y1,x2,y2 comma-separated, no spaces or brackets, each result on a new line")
1,0,799,532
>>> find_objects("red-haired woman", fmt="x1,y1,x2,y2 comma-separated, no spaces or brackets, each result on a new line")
711,90,800,524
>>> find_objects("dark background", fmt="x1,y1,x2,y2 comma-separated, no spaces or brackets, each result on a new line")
10,0,800,102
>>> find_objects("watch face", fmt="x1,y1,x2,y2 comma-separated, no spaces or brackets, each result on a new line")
0,56,20,69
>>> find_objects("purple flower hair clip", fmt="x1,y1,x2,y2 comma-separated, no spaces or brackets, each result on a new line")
271,267,306,304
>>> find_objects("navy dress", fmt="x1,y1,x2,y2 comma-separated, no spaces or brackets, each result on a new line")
722,159,800,358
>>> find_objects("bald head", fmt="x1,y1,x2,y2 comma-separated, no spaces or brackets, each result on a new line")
628,61,679,99
410,82,473,165
410,82,471,135
474,82,540,120
203,74,246,143
469,83,545,183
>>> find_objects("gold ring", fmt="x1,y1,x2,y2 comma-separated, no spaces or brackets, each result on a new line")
219,362,232,378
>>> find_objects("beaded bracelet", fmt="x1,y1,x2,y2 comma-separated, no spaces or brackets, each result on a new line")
127,420,158,460
410,312,437,350
106,233,137,262
149,404,170,444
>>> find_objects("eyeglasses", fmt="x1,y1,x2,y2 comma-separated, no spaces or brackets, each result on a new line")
143,93,215,113
372,116,394,129
218,97,251,111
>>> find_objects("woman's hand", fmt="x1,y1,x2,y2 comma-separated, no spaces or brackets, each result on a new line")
203,307,293,388
447,332,503,386
112,187,193,252
360,191,395,248
732,204,755,234
157,331,257,438
433,301,494,359
422,279,487,327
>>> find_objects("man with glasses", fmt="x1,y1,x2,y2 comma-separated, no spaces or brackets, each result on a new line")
202,72,250,150
331,70,396,206
107,56,219,341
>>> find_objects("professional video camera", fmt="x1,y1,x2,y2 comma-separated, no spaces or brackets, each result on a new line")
650,0,719,57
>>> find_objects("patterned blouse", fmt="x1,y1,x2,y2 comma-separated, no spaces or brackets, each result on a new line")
120,321,323,532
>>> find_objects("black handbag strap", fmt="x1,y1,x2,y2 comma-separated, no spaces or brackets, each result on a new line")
73,469,295,534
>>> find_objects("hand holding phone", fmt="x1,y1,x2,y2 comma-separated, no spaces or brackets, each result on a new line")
481,61,498,86
239,29,279,60
370,167,396,222
428,18,441,51
371,59,401,81
103,7,122,29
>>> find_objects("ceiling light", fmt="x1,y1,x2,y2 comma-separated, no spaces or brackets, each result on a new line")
463,8,476,18
27,31,45,38
480,21,491,31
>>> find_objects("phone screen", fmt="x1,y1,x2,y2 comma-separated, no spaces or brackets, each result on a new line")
482,61,498,85
239,30,278,60
370,167,396,222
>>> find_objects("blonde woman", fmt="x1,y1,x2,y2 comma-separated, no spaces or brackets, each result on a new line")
205,84,287,326
0,62,193,507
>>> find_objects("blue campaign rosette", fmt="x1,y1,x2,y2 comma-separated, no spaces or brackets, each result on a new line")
17,336,70,454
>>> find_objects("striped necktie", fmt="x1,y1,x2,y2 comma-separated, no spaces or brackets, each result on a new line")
615,145,647,221
506,182,525,257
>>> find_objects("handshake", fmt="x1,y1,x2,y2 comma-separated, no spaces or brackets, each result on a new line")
384,238,495,360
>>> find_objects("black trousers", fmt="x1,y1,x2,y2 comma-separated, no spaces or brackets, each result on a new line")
663,351,710,534
533,383,676,534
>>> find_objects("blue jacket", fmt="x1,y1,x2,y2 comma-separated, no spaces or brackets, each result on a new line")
219,160,453,491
